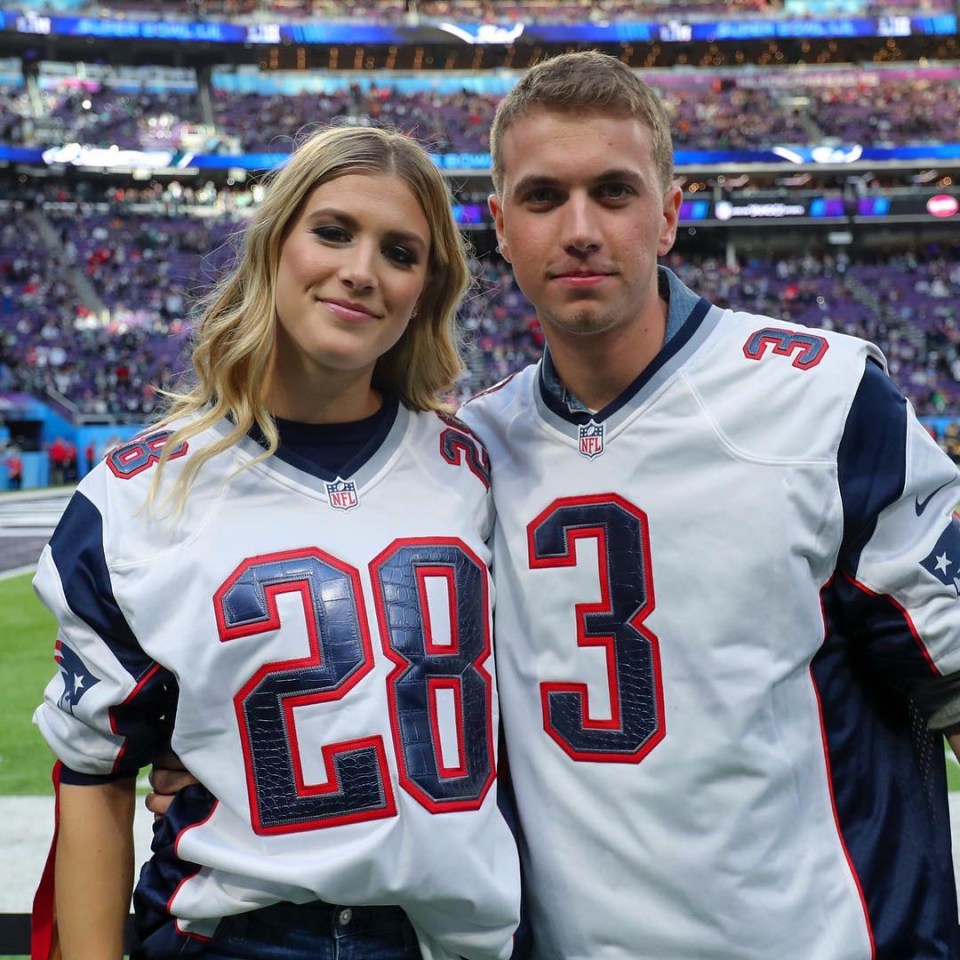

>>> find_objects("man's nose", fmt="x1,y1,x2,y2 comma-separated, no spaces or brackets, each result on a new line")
559,195,601,255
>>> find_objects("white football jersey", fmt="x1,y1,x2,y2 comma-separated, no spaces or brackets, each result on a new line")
34,403,520,960
460,296,960,959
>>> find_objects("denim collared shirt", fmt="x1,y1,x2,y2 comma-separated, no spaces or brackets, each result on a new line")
540,265,701,414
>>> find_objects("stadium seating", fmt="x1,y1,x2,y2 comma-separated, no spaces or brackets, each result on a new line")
5,66,958,156
2,198,957,420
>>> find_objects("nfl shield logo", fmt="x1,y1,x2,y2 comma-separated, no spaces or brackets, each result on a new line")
326,478,360,512
578,420,605,459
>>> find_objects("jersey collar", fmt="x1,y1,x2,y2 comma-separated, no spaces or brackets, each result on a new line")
538,266,715,425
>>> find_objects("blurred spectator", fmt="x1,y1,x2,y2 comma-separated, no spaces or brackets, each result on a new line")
84,437,98,471
48,435,70,485
3,443,22,490
942,422,960,464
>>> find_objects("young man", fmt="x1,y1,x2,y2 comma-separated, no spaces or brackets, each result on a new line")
149,52,960,958
455,51,960,959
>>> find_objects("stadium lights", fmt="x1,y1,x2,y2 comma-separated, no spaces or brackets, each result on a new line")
41,142,176,170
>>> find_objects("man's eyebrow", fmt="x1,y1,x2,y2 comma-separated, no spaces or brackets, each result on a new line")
511,169,645,195
594,169,644,184
511,175,561,196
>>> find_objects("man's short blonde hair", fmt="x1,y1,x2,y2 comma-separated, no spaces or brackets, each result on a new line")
490,51,674,195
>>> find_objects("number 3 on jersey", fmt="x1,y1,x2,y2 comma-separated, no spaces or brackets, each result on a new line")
528,494,665,763
214,540,495,834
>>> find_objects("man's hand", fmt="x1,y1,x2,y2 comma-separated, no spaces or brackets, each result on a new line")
146,747,199,819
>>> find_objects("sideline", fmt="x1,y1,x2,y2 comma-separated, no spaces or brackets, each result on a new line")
0,793,156,913
0,488,71,577
0,486,76,505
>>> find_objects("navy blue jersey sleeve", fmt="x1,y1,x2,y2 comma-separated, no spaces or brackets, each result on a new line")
831,358,960,691
836,357,908,566
34,490,178,778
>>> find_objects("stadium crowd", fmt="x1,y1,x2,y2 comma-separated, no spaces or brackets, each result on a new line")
0,205,197,419
2,199,958,429
5,67,959,156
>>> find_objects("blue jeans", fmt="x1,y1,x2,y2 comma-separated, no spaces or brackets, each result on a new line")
202,900,423,960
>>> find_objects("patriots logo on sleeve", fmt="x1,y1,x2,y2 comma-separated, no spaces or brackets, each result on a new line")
920,517,960,596
54,640,101,714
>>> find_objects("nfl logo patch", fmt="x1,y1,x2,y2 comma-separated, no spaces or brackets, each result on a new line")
578,420,605,459
326,478,360,512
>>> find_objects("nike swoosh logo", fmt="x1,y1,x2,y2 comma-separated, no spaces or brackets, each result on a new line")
915,480,954,516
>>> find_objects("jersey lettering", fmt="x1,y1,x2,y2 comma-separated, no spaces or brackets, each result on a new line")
215,541,494,833
742,327,829,370
438,415,492,488
106,431,188,479
528,494,665,762
215,549,394,833
372,540,495,812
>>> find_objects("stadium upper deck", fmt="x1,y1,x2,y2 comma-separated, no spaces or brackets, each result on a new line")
1,0,956,70
8,0,958,22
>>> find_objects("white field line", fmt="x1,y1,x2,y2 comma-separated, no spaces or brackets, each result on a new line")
0,793,156,912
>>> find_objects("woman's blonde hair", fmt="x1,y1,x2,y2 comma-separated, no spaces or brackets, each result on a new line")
151,124,471,511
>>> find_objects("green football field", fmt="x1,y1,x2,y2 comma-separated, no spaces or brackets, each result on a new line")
1,572,58,795
4,569,960,796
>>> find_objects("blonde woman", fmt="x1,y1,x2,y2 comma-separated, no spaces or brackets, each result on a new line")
32,125,521,960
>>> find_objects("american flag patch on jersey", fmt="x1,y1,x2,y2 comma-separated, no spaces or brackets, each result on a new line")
579,420,605,459
326,477,360,512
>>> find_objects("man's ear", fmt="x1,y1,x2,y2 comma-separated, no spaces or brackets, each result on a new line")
488,193,511,262
658,184,682,258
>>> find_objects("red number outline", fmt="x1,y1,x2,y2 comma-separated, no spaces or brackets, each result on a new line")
371,538,496,813
215,547,396,834
528,494,666,763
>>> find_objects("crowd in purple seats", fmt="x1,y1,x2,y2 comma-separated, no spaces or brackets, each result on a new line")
5,66,957,158
45,87,203,152
806,75,960,145
0,202,236,419
53,210,232,324
0,212,90,405
1,201,959,437
206,86,503,156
